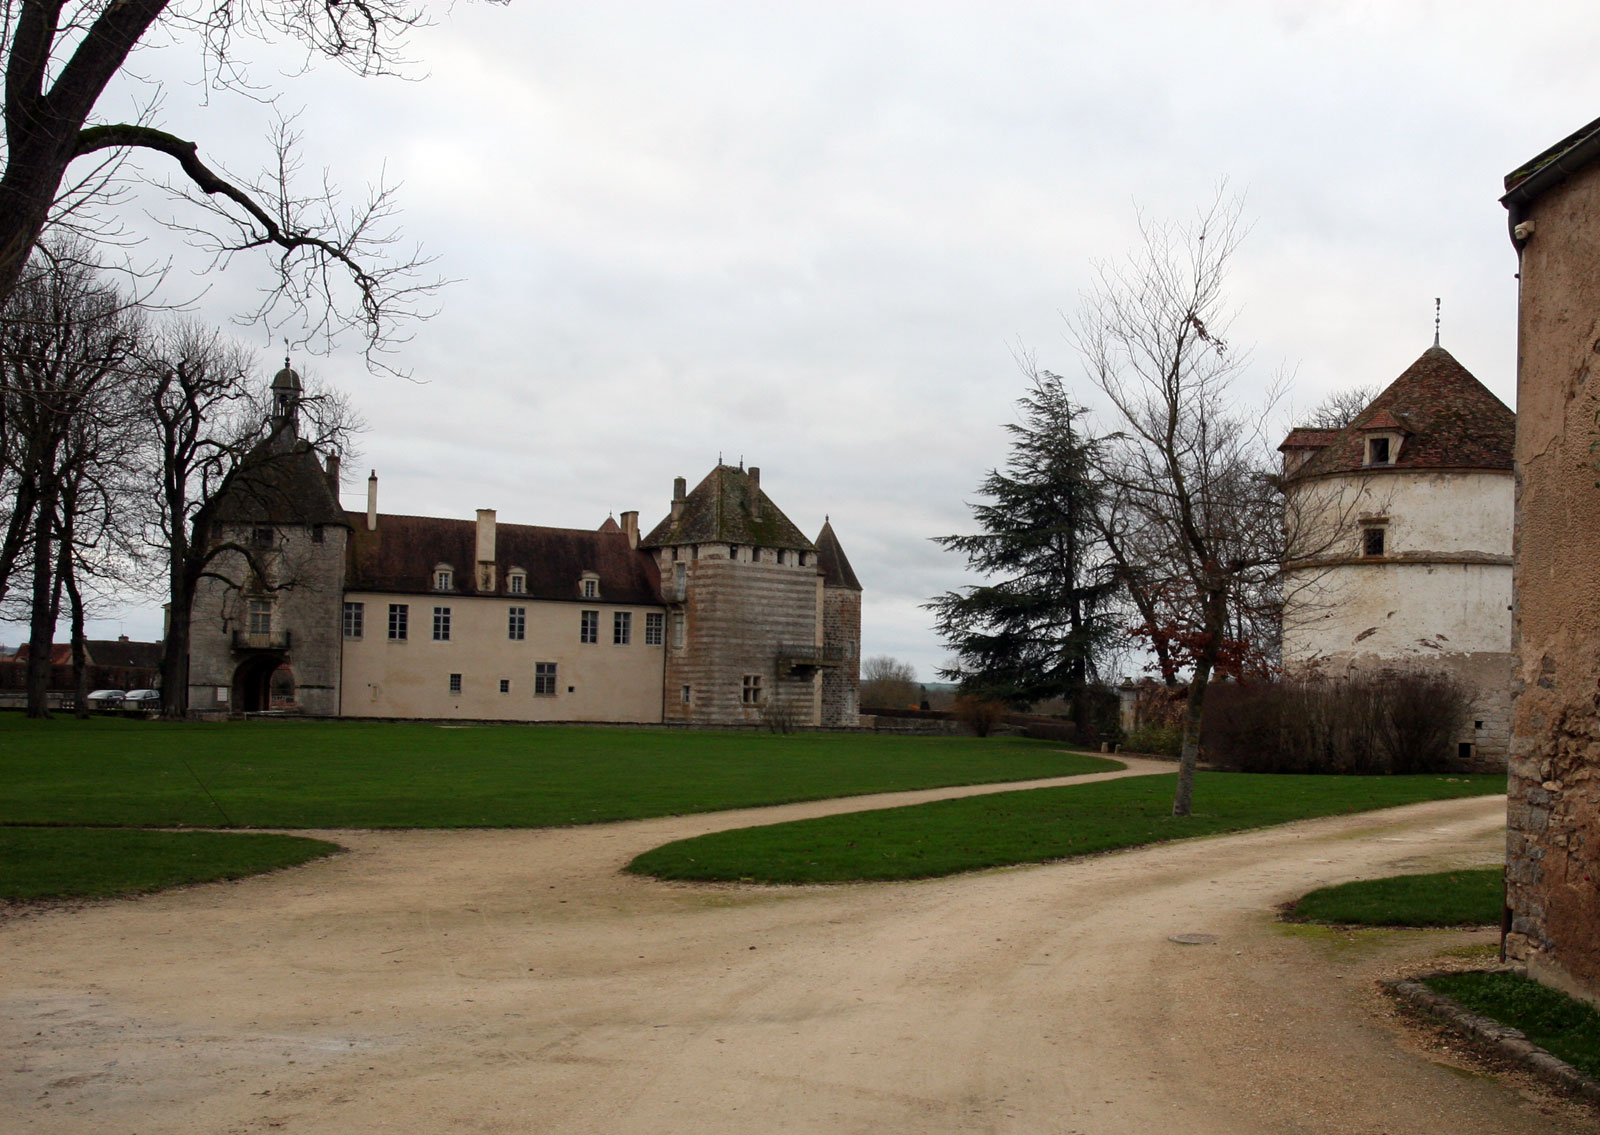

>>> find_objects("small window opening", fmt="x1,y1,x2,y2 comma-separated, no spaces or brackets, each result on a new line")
448,673,462,694
499,679,510,694
1367,437,1391,465
1362,527,1386,557
1457,741,1474,763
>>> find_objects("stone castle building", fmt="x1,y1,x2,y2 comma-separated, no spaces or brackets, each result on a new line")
185,370,862,726
1500,114,1600,1004
1278,344,1515,770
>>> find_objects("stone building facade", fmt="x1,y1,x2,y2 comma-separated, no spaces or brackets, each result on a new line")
1500,116,1600,1004
640,465,859,728
186,383,862,727
1278,346,1515,771
186,364,350,716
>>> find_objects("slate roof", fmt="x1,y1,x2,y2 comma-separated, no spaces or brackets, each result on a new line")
1284,346,1514,480
640,465,815,551
209,432,348,527
814,520,861,591
344,513,662,604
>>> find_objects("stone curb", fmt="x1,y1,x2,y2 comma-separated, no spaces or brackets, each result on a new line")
1382,969,1600,1104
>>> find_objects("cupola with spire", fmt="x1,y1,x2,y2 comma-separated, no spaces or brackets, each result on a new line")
271,357,302,436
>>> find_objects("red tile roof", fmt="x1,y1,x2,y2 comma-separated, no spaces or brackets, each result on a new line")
1286,346,1513,479
344,513,662,604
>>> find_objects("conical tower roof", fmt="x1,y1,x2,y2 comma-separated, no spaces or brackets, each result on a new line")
814,519,861,590
640,464,814,550
1291,346,1513,479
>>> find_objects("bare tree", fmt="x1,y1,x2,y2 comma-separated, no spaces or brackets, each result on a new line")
0,245,141,715
1301,385,1380,430
1069,190,1288,815
0,0,450,360
860,655,920,710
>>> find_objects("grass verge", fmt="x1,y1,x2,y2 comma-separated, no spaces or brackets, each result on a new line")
0,717,1115,829
1287,867,1504,927
626,771,1504,884
0,827,340,902
1423,970,1600,1080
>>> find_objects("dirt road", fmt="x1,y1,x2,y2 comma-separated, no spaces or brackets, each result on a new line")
3,764,1586,1132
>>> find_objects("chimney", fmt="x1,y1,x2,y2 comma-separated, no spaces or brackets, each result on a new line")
476,508,497,564
748,466,761,520
366,470,378,531
325,453,341,498
118,634,129,643
621,510,639,548
671,476,687,521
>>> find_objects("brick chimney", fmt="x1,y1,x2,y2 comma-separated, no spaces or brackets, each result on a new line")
325,453,341,498
366,471,378,531
620,510,639,548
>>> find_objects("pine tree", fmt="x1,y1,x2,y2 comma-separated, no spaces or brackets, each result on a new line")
926,371,1118,728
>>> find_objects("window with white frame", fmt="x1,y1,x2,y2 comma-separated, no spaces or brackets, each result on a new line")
742,674,763,704
508,571,526,594
434,568,453,591
580,609,599,643
448,672,461,694
581,574,599,598
613,611,631,645
681,684,691,704
342,601,364,639
645,612,664,645
433,606,452,641
388,603,408,640
535,662,557,696
248,599,272,636
508,606,526,640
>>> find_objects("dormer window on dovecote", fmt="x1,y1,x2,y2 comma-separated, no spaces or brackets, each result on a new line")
1366,437,1391,465
581,572,600,599
434,565,454,591
1359,415,1405,467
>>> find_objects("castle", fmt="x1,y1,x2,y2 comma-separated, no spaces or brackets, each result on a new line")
1277,343,1514,769
184,367,862,726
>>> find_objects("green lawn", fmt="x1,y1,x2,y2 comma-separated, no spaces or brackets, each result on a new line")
0,716,1115,829
626,772,1506,884
1423,970,1600,1080
1288,868,1504,927
0,827,340,901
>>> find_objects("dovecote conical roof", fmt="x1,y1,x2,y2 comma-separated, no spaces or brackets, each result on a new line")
640,464,815,550
1288,346,1513,480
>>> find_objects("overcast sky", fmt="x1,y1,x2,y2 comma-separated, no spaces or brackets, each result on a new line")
10,1,1598,682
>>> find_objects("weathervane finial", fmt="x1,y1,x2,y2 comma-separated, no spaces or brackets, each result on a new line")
1434,297,1441,348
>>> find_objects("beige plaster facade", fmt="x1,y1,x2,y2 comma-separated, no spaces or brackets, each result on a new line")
1501,119,1600,1003
339,593,666,722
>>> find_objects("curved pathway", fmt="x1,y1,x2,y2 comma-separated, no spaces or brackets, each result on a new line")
3,764,1582,1132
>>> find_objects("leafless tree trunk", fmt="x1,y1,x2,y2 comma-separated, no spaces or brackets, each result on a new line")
0,0,443,362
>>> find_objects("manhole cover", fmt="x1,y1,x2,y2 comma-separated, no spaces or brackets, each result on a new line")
1168,933,1219,945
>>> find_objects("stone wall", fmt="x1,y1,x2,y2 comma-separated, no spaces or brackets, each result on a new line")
820,584,861,727
1504,164,1600,1004
663,551,821,727
186,521,348,716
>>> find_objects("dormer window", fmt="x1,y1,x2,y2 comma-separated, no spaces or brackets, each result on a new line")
434,566,454,591
581,573,599,599
1367,437,1390,465
507,570,526,595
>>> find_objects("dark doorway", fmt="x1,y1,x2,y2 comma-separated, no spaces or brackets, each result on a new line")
233,655,285,712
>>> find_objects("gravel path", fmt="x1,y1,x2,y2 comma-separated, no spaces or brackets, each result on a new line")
3,763,1586,1132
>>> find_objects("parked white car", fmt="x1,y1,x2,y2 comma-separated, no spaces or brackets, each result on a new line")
85,689,126,709
122,689,162,710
